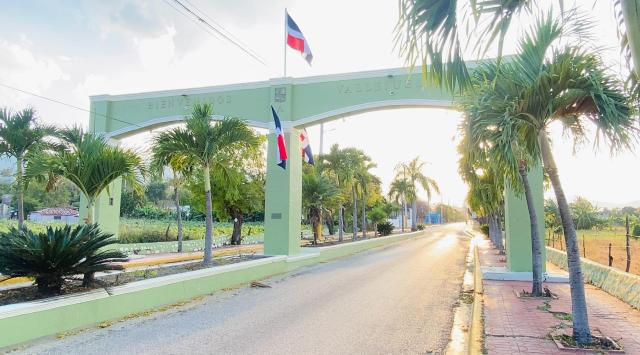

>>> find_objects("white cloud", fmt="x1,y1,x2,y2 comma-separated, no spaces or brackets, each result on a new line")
0,38,69,105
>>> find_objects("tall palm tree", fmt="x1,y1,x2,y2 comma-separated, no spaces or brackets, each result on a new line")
388,175,414,232
320,145,369,241
152,103,259,264
356,163,379,238
150,152,193,253
396,157,440,231
464,14,638,343
302,168,339,244
0,108,56,228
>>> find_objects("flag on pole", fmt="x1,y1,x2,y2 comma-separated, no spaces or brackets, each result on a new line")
271,106,287,169
286,11,313,65
300,129,314,165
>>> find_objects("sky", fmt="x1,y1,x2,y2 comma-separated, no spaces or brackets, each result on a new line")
0,0,638,207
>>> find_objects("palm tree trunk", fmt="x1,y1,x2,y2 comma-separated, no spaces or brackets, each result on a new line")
495,212,504,253
86,198,95,224
352,186,357,240
361,193,366,238
231,212,243,245
325,212,335,235
401,202,405,232
411,199,418,231
539,132,591,344
173,178,183,253
83,196,96,286
203,164,213,264
427,198,431,224
488,214,499,245
16,157,24,229
518,162,543,296
338,206,344,242
622,0,640,79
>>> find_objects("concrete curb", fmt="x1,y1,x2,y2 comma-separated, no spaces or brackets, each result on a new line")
468,238,484,355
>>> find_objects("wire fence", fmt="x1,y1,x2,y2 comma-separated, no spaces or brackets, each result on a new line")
546,230,640,276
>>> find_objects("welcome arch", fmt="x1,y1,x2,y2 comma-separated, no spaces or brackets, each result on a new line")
88,66,544,272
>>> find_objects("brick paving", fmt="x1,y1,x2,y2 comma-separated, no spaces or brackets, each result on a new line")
478,237,640,354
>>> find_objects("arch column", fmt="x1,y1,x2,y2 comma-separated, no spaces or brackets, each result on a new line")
82,99,123,237
264,81,303,256
504,164,546,272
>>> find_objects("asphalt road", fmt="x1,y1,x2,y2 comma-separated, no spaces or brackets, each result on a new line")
19,223,471,355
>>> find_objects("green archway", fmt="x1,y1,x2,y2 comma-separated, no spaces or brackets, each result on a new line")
88,66,544,272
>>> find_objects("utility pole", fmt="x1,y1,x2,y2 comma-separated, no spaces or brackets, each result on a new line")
319,122,324,155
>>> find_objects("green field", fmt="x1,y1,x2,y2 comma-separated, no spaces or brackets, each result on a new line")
547,227,640,276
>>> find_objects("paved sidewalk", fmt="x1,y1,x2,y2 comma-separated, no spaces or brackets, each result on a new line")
478,237,640,354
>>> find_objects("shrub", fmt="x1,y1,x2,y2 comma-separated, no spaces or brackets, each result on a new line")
0,224,127,294
480,224,490,237
633,224,640,237
417,224,425,231
377,222,394,236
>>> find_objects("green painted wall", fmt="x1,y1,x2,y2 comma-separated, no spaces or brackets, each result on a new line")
504,165,546,272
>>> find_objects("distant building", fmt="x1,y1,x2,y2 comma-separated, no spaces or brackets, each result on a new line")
388,207,413,229
29,207,79,224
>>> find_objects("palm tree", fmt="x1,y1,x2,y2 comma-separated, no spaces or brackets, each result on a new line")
388,175,414,232
396,157,440,231
355,163,379,238
457,128,505,252
27,127,144,225
462,14,637,344
0,108,56,228
150,152,194,253
320,145,369,241
26,127,144,286
396,1,640,91
302,168,339,244
152,103,259,264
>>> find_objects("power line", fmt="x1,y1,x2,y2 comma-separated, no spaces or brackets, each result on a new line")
163,0,267,66
0,82,142,128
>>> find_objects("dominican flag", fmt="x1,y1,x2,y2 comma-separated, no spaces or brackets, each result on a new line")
271,106,288,169
286,11,313,65
300,129,314,165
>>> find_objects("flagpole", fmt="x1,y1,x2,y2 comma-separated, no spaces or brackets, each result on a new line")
283,8,287,77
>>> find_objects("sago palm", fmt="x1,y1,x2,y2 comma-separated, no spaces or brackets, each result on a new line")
0,224,127,294
0,107,56,228
152,103,259,264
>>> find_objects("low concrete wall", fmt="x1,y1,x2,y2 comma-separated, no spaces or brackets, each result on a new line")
0,231,423,349
546,247,640,309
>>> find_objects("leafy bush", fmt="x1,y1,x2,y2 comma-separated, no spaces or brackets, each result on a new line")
480,224,490,237
417,224,425,231
0,224,127,294
377,222,394,236
117,218,265,244
129,205,171,220
633,224,640,237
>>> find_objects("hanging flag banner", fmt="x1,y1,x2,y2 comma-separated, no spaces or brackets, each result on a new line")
286,11,313,65
271,106,288,169
300,129,314,165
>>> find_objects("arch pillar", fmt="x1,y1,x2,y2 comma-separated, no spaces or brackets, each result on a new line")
504,164,546,272
264,81,302,255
